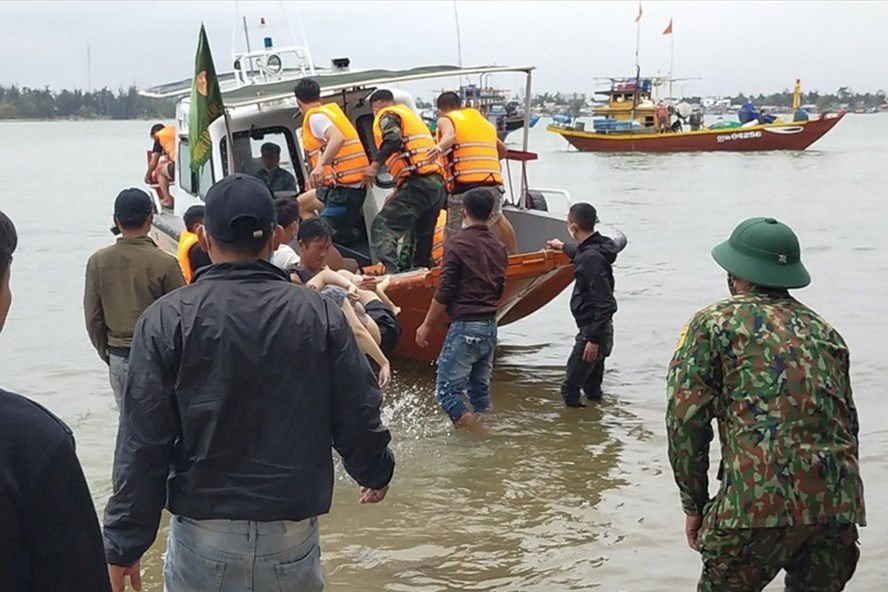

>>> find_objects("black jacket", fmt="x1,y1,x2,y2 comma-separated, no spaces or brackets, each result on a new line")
103,260,395,567
564,233,621,344
0,390,111,591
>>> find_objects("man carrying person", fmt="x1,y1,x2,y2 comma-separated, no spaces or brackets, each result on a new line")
176,205,212,284
294,78,370,246
145,123,176,208
84,188,185,414
667,217,864,591
0,210,112,591
416,188,507,429
103,174,395,591
546,203,623,407
431,91,518,254
363,89,447,273
254,142,298,194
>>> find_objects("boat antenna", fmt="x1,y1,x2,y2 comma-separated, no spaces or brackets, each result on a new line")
632,1,643,121
86,44,91,92
279,0,316,75
453,0,464,68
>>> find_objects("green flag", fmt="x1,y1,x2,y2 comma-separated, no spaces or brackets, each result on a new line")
189,24,224,173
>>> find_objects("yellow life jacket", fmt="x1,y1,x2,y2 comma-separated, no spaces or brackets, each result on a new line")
302,103,369,187
438,108,503,193
155,125,177,161
176,230,199,284
372,104,442,186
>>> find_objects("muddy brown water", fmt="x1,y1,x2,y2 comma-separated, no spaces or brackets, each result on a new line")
1,116,885,590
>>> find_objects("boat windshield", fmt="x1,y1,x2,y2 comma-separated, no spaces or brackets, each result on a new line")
221,126,303,188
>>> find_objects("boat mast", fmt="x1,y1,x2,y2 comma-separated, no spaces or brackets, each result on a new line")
631,1,642,121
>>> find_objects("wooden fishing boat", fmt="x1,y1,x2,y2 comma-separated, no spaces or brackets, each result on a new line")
548,111,845,153
140,36,596,362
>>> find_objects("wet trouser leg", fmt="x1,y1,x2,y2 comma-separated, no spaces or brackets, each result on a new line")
436,321,497,422
559,322,613,404
696,524,859,592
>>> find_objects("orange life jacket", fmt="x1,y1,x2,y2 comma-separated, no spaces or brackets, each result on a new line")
372,104,442,187
437,108,503,193
155,125,177,161
302,103,369,187
176,230,199,284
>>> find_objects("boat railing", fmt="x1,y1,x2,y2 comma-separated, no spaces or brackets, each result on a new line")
232,45,316,86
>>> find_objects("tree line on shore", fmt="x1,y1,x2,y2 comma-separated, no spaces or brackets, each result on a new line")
0,85,175,120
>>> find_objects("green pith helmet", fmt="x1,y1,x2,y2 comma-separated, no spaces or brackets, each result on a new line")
711,217,811,289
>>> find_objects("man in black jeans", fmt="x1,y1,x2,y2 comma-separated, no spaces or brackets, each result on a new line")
104,175,394,591
0,210,111,591
547,203,625,407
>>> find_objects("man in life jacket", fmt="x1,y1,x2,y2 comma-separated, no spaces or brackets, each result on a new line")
176,205,211,284
362,89,447,273
294,78,370,246
145,123,177,208
431,92,518,254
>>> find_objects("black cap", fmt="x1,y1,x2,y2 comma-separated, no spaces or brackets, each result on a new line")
204,174,277,243
111,188,154,234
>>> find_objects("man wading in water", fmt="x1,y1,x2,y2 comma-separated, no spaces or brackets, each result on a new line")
103,174,394,591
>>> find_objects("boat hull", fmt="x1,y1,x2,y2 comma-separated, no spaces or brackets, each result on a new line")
150,207,577,364
548,112,845,153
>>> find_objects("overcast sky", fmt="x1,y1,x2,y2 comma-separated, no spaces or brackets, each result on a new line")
1,1,886,98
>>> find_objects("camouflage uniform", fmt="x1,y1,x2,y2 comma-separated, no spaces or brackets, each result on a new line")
370,113,446,273
667,290,865,592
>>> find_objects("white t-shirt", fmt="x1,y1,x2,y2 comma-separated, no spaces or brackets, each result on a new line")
308,113,334,142
307,112,363,189
271,244,301,270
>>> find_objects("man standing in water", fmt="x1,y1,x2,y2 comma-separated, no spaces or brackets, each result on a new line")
84,189,184,415
667,217,865,591
103,175,394,591
0,210,111,590
546,203,623,407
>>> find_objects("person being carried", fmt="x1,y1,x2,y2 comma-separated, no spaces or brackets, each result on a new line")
416,188,508,429
103,174,394,592
667,217,864,591
546,203,623,407
145,123,177,208
0,210,112,591
270,196,301,270
84,189,185,416
362,89,447,273
294,78,370,246
176,205,212,284
288,219,398,387
254,142,298,194
431,91,518,254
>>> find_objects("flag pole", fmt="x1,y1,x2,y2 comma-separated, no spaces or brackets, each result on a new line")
669,30,674,101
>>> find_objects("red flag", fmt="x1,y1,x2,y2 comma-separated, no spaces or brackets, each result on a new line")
635,1,643,22
663,18,673,35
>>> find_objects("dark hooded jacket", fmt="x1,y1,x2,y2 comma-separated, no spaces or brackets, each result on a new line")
564,232,622,345
103,260,395,567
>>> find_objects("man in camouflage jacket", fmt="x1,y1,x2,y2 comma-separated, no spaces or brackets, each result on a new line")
666,217,865,592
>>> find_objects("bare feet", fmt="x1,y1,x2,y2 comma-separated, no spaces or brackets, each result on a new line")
453,412,489,437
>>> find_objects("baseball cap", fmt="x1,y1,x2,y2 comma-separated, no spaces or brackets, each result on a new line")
111,188,155,234
204,174,277,243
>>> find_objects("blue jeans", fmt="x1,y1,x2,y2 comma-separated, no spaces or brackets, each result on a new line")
435,320,497,422
164,515,323,592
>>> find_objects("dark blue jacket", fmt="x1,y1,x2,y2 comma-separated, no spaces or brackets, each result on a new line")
564,233,621,345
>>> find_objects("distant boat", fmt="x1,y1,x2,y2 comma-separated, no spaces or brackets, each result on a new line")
548,78,845,152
